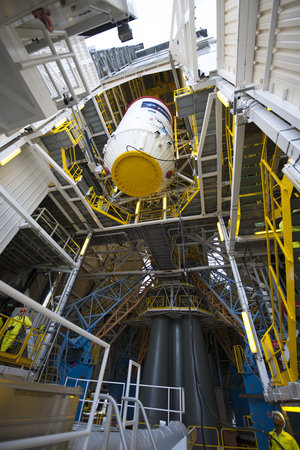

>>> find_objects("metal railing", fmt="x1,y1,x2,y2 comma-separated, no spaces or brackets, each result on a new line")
187,426,220,449
260,135,298,384
233,345,253,375
221,428,258,449
187,426,258,450
96,93,115,135
138,294,213,316
65,377,185,426
52,119,83,146
61,146,83,182
225,107,241,237
87,186,133,224
32,207,80,258
0,281,110,450
0,312,46,368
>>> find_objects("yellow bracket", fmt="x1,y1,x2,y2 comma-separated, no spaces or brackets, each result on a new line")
87,187,132,225
172,177,200,217
61,146,83,182
53,120,83,146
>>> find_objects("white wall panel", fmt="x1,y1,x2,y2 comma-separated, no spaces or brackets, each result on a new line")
252,0,272,86
269,1,300,104
217,0,238,83
0,147,52,254
252,0,300,106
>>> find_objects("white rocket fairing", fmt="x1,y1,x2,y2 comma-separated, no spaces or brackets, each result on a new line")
103,97,175,197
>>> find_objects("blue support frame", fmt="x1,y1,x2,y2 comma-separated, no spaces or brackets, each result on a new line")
57,276,146,384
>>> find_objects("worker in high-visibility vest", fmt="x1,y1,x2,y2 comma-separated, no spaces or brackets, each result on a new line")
0,308,32,352
269,411,299,449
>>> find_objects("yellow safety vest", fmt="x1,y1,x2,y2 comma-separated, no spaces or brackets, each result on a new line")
269,429,299,450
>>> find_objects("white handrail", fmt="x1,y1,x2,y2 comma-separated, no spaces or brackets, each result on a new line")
65,376,185,424
122,397,157,450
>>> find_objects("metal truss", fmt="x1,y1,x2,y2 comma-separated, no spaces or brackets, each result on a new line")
63,277,147,335
190,272,243,335
95,277,154,340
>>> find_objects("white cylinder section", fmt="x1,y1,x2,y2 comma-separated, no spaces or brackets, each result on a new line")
103,97,174,197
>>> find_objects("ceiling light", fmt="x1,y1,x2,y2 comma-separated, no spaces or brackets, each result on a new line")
281,406,300,413
242,311,257,353
0,148,21,166
80,237,90,256
217,221,224,241
117,22,133,43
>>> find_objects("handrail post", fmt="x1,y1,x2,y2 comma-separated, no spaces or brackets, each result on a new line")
122,397,157,450
99,394,128,450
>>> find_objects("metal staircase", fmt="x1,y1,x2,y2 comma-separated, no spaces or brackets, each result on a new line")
142,225,176,270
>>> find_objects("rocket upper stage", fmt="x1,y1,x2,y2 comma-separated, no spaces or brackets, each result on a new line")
103,97,175,197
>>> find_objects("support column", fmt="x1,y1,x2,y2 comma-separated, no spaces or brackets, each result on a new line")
219,216,270,392
171,319,184,420
35,233,92,367
228,113,246,253
182,316,218,428
140,316,170,425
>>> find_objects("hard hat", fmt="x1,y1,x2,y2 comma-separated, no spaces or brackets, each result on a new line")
20,307,26,312
272,411,285,427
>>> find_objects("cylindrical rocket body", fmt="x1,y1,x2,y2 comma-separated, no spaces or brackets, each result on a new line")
103,97,174,197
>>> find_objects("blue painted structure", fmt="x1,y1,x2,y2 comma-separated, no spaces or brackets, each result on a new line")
57,276,146,384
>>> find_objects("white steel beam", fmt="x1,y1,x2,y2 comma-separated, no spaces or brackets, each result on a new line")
42,28,79,104
246,102,300,162
216,97,223,213
32,143,104,229
197,92,216,214
218,216,270,392
228,114,245,253
48,192,80,232
29,145,91,231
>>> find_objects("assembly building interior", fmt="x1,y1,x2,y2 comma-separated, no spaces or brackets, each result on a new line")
0,0,299,449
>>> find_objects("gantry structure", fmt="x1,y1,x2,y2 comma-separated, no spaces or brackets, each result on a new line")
0,0,299,432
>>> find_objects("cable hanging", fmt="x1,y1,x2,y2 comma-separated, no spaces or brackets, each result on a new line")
126,144,176,162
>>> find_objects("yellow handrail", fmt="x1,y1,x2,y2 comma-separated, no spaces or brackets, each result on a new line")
0,313,46,368
96,93,114,135
221,427,258,449
187,426,220,449
260,134,298,385
61,146,83,182
53,120,83,146
87,187,132,225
